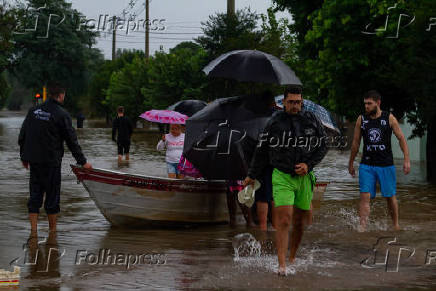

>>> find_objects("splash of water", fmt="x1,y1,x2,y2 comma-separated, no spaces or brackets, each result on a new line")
232,233,338,276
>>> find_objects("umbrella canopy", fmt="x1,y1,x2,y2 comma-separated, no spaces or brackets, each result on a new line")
139,110,188,124
274,96,340,133
203,50,302,86
184,96,273,180
167,100,208,117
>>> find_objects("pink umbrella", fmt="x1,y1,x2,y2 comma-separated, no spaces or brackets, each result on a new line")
139,109,188,124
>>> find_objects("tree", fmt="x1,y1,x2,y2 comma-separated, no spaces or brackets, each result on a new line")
0,72,10,108
195,8,296,99
273,0,436,182
142,47,210,109
104,55,149,123
196,8,262,60
88,49,144,119
10,0,100,110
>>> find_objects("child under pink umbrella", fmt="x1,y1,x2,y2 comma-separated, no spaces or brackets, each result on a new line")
156,124,185,179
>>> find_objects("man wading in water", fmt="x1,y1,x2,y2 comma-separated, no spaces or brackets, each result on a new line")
348,90,410,231
243,86,327,275
18,84,92,235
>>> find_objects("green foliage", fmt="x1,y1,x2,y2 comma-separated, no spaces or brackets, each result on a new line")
196,8,262,60
142,48,210,109
0,1,18,74
104,55,149,122
87,49,144,118
273,0,436,138
0,72,11,108
11,0,101,111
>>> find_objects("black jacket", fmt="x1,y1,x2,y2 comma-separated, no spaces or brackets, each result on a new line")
248,110,328,179
112,116,133,143
18,98,87,166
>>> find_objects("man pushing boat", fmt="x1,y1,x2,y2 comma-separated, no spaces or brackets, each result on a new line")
18,84,92,235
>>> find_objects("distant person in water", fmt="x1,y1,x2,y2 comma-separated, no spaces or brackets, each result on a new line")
348,90,410,232
157,124,185,179
112,106,134,163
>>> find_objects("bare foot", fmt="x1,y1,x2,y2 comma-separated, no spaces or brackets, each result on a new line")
288,257,295,264
357,224,366,232
278,266,287,276
393,224,401,231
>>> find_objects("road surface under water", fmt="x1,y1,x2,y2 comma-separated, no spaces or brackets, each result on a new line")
0,111,435,290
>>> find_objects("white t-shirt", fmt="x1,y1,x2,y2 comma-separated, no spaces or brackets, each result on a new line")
156,133,185,163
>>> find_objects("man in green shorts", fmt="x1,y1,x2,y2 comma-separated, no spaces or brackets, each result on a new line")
244,85,327,275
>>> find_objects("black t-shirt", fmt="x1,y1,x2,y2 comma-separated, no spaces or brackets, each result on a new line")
360,111,394,167
112,116,133,143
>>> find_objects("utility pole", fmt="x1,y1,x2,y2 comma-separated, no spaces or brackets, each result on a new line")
227,0,235,17
145,0,149,58
112,16,117,60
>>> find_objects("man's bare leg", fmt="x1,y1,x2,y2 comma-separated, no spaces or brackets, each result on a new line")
29,213,38,234
226,190,237,227
359,192,371,232
271,201,277,229
125,153,130,161
256,201,268,231
238,203,254,227
305,203,313,226
289,208,309,263
386,196,400,230
117,155,122,163
275,205,293,273
48,214,57,232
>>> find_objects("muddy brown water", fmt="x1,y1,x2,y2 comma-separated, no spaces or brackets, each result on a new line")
0,111,435,290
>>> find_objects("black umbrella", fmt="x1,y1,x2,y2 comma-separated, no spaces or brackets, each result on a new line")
183,96,273,180
203,50,302,86
167,100,208,117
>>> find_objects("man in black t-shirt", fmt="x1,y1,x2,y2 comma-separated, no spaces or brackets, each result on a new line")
112,106,133,162
349,90,411,232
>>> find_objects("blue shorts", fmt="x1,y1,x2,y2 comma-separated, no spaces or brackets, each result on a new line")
166,162,180,175
359,164,396,199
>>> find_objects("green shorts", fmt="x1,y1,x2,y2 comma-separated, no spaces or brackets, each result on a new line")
272,168,316,210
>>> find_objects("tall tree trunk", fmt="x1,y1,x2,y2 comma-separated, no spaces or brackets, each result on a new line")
427,119,436,183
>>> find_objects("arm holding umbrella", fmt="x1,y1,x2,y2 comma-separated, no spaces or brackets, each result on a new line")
156,134,167,151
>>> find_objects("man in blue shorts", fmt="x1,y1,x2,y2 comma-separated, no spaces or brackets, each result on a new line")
348,90,410,231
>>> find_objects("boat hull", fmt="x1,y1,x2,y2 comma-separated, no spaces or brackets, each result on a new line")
72,165,328,226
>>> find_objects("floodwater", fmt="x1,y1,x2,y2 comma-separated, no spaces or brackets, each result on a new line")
0,111,435,290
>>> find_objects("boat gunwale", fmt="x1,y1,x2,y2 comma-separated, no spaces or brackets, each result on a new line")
71,165,330,187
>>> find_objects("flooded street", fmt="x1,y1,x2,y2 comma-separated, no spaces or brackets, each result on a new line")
0,111,435,289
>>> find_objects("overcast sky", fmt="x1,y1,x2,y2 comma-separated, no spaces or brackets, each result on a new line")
67,0,292,59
